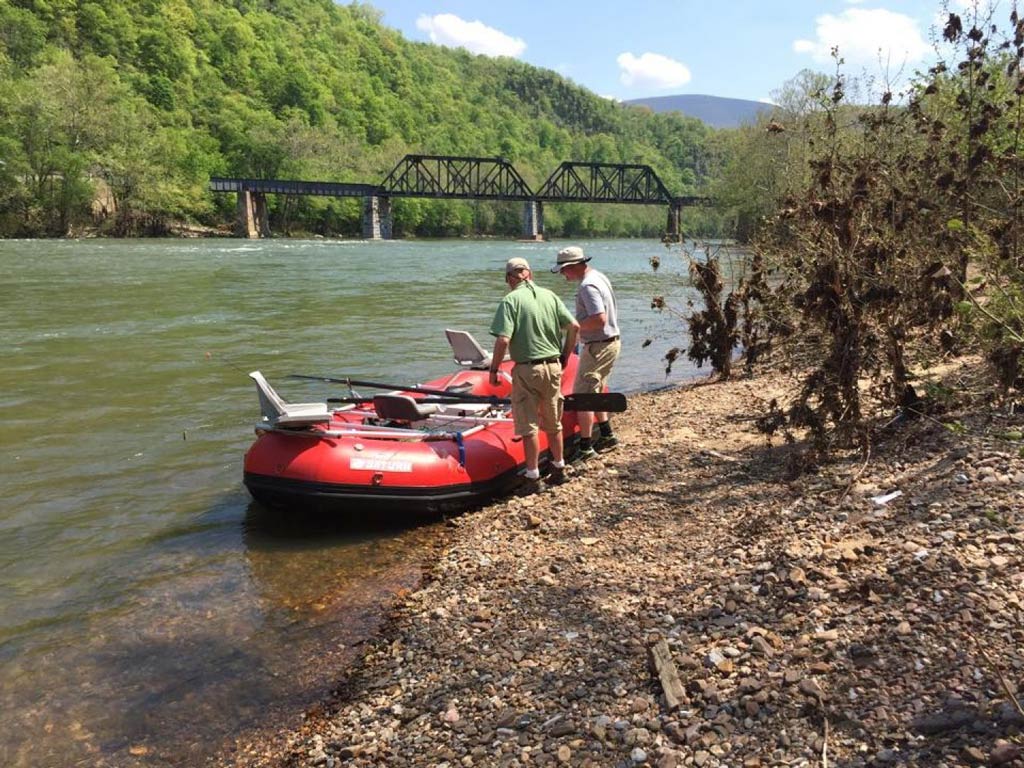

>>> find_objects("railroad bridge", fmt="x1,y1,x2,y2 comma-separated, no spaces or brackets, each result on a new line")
210,155,711,240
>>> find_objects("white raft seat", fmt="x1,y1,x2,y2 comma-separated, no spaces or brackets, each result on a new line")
249,371,331,428
445,328,493,370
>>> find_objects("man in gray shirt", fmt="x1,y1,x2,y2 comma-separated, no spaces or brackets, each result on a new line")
551,246,621,461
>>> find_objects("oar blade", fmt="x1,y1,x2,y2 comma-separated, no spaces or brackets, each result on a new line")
563,392,628,413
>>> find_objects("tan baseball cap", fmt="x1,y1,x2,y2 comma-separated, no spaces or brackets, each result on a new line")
505,257,531,273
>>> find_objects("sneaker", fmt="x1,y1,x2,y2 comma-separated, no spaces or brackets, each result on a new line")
570,446,598,464
515,477,545,496
545,465,569,485
594,434,619,452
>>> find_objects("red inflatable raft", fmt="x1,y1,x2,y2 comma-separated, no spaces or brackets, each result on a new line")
243,330,582,515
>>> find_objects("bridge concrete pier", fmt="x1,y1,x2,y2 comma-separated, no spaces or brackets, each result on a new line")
362,195,393,239
236,190,258,238
664,202,683,243
522,200,544,241
254,193,270,237
235,190,271,238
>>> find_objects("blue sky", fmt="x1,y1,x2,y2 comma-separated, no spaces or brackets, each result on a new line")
360,0,989,103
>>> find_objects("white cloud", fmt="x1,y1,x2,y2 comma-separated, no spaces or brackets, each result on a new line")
616,52,692,89
948,0,988,10
415,13,526,58
793,9,929,67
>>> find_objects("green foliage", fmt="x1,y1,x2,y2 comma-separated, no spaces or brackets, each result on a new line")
0,2,47,66
741,7,1024,468
943,420,968,436
708,70,835,242
0,0,717,237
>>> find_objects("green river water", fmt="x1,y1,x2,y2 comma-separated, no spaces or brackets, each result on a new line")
0,237,719,766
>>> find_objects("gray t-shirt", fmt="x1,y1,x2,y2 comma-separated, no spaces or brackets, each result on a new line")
576,268,619,343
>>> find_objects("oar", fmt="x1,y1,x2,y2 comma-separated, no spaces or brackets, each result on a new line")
324,392,628,413
292,375,627,412
291,374,500,401
326,396,491,406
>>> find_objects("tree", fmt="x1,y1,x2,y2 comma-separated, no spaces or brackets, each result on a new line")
0,3,47,66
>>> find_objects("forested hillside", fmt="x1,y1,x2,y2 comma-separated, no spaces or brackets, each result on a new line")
0,0,717,238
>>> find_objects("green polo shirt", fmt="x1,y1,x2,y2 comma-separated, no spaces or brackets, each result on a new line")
490,281,574,363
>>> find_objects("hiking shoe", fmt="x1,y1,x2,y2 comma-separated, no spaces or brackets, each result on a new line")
515,477,545,496
594,434,619,452
545,465,569,485
570,446,598,464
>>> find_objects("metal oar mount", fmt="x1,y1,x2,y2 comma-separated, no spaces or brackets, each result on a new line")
292,374,628,413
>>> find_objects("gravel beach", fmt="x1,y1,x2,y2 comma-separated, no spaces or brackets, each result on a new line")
221,362,1024,767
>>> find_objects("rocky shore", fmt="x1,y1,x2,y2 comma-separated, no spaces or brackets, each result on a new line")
224,361,1024,767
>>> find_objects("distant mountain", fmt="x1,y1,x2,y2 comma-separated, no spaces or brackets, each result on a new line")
623,94,771,129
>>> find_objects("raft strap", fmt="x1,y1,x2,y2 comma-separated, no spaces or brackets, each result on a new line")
455,431,466,467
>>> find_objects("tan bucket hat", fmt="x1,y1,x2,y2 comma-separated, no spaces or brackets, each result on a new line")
551,246,591,272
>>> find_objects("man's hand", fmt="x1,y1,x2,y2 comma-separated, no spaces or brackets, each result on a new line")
561,320,579,370
490,336,510,387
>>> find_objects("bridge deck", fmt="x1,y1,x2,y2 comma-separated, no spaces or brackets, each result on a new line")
210,177,380,197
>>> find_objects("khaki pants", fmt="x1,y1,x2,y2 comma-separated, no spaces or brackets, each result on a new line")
511,361,563,437
574,338,621,394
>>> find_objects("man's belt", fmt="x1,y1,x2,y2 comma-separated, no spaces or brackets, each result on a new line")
586,336,619,344
517,356,560,365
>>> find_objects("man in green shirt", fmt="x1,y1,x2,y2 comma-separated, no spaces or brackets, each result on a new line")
489,257,579,493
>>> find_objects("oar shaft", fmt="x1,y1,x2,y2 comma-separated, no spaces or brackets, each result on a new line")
291,374,501,402
293,375,627,413
327,396,509,406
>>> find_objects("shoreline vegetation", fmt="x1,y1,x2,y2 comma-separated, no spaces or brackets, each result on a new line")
54,225,732,243
219,357,1024,767
0,2,719,241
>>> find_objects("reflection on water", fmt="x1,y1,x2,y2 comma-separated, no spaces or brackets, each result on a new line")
2,497,441,767
0,238,730,767
240,503,443,627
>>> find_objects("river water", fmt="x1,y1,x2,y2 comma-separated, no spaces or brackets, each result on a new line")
0,237,731,766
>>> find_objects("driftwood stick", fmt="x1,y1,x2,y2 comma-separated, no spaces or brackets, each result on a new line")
974,637,1024,719
648,640,686,712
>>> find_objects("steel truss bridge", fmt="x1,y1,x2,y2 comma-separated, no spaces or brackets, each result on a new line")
210,154,711,239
